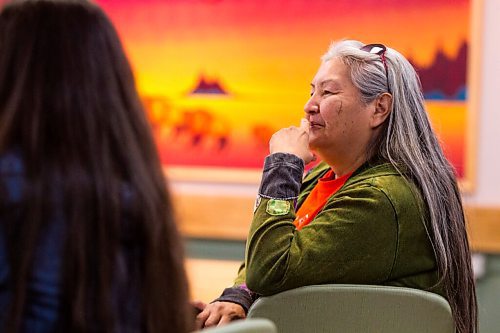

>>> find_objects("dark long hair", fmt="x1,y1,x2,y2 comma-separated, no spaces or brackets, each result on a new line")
0,0,192,332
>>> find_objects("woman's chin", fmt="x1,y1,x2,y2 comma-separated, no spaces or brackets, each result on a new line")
308,137,321,150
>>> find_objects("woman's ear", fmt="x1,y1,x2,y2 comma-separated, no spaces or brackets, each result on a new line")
370,93,392,128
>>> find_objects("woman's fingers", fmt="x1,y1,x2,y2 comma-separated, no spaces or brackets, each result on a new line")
300,118,310,134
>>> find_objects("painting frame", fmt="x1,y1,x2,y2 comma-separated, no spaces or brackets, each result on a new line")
105,0,482,192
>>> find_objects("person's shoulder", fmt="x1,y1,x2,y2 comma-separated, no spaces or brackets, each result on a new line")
348,162,407,187
346,162,418,195
0,148,24,176
345,161,422,208
0,148,25,203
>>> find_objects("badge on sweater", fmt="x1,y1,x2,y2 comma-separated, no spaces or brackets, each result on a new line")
266,199,290,216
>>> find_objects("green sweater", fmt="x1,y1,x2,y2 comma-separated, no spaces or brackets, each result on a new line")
236,157,442,298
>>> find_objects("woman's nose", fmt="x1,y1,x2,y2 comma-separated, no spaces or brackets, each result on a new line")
304,99,319,114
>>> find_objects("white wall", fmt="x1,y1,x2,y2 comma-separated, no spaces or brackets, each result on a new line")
462,0,500,206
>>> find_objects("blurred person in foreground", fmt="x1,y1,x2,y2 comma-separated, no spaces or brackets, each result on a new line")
0,0,193,332
196,40,477,333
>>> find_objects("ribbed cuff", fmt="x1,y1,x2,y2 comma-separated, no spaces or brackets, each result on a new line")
212,286,259,314
258,153,304,200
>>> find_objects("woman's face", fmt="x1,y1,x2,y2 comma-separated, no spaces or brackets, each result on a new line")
304,57,376,165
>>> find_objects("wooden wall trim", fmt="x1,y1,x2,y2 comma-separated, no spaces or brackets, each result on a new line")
174,194,500,253
465,205,500,253
174,194,253,241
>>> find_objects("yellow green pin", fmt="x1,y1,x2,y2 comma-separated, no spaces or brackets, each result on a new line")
266,199,291,216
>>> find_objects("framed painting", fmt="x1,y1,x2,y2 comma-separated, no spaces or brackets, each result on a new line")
99,0,481,190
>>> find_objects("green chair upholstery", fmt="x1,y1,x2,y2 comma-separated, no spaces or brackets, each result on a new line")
247,284,454,333
195,318,277,333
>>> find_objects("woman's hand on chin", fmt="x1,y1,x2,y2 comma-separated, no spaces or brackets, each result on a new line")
270,118,316,164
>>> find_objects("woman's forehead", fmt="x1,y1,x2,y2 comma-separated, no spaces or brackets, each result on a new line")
311,59,350,87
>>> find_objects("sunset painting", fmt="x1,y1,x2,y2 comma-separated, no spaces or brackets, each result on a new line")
97,0,472,180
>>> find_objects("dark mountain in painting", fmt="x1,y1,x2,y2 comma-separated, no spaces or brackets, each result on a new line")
189,75,228,95
409,41,467,100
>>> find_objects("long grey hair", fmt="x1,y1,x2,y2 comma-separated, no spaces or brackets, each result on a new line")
322,40,477,333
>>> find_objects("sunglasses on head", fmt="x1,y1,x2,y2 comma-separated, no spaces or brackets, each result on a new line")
360,43,390,93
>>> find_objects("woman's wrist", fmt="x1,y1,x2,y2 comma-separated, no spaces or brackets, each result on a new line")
258,153,304,200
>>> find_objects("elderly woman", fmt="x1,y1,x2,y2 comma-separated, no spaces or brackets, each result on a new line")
196,40,477,333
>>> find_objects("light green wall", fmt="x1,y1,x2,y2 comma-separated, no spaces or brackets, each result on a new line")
476,254,500,333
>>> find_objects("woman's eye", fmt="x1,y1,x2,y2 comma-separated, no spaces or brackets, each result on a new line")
322,90,332,96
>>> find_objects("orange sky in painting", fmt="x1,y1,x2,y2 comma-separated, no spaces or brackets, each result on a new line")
98,0,470,97
95,0,470,174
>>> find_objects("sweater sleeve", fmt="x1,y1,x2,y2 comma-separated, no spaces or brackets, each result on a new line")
210,152,305,311
245,161,399,296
